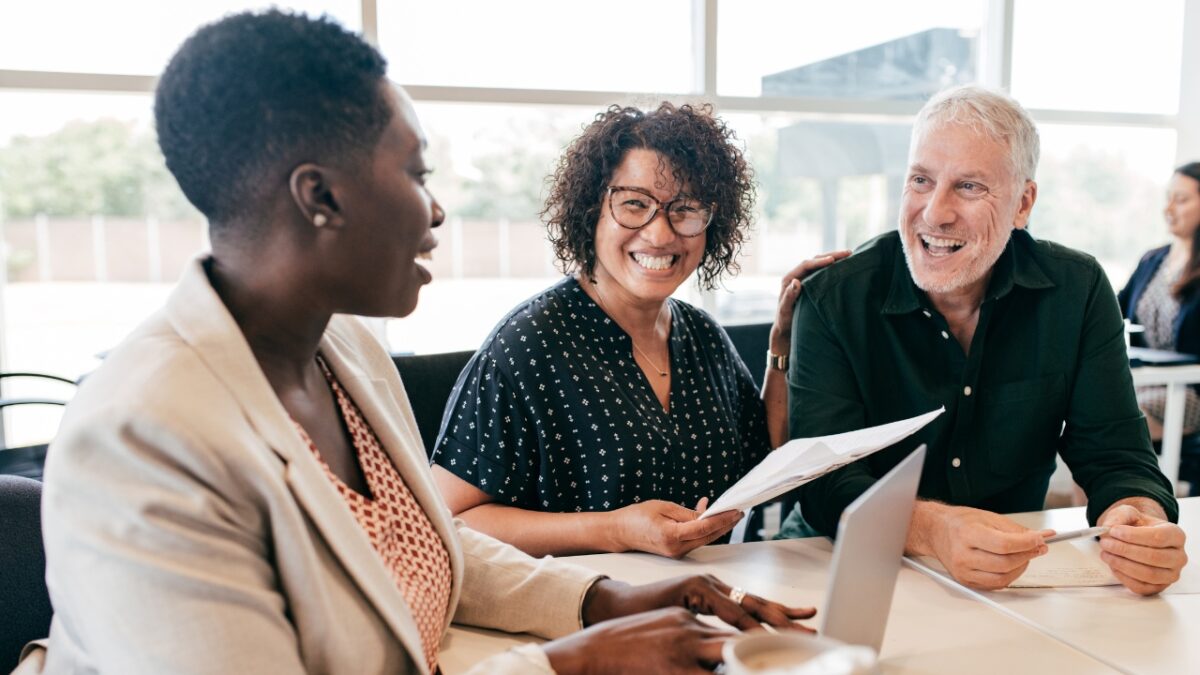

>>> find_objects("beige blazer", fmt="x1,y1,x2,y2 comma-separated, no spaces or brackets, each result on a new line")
19,259,599,675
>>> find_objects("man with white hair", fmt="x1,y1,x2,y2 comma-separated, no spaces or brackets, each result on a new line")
782,85,1187,594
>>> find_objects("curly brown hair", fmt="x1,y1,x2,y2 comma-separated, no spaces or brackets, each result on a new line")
541,102,755,290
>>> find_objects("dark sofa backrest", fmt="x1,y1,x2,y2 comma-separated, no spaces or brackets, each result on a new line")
722,322,772,390
392,350,475,458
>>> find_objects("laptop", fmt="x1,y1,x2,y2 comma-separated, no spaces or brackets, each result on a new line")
820,444,926,653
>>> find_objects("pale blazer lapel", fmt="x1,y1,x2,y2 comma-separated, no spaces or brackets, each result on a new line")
319,321,468,613
162,259,430,671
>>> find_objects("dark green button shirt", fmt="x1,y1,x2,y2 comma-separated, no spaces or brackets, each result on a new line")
786,230,1178,537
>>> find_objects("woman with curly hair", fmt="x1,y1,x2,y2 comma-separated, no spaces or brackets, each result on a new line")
431,103,846,558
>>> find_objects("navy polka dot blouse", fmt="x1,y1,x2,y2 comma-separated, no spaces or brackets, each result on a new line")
431,276,769,514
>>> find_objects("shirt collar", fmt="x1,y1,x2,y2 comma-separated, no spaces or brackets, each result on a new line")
986,229,1056,299
565,276,625,339
882,229,1055,315
881,249,923,315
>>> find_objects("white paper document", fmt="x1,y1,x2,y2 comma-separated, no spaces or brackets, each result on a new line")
914,540,1120,588
699,407,945,519
1013,538,1200,591
1010,539,1119,588
920,537,1200,592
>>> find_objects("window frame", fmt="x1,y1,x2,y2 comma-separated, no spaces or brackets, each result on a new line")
1,0,1197,358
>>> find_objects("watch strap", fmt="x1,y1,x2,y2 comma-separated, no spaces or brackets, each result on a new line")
767,351,789,371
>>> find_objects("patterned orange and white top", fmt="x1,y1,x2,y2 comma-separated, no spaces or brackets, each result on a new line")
294,356,452,673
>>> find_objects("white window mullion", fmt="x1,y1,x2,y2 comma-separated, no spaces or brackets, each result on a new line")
979,0,1014,90
1177,0,1200,163
0,70,154,93
692,0,718,98
360,0,378,46
694,0,720,315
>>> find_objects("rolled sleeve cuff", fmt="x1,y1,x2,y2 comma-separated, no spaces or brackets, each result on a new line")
1086,484,1180,525
455,524,604,639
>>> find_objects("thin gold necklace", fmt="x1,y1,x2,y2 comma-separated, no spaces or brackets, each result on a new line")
590,279,669,378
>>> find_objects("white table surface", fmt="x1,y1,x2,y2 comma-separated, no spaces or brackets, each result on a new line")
907,497,1199,675
439,534,1116,673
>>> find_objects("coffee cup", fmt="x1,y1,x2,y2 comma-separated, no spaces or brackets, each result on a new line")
722,632,878,675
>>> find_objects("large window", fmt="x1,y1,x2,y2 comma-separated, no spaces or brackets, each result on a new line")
1034,125,1180,285
2,1,1198,445
1010,0,1185,115
0,1,360,75
0,90,206,446
387,102,592,354
379,1,695,93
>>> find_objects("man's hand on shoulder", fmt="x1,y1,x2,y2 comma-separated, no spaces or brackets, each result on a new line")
908,501,1050,590
768,250,851,355
1097,498,1188,596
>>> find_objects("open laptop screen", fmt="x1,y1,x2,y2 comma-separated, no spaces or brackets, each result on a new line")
820,444,926,653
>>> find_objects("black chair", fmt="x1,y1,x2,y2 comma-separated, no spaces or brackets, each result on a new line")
0,475,53,672
719,323,793,541
0,373,77,481
723,322,772,390
391,350,475,458
1180,434,1200,497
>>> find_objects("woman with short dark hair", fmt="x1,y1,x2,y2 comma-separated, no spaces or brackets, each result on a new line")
20,11,813,675
432,103,845,558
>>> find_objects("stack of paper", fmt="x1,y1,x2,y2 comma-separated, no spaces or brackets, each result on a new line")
700,407,944,519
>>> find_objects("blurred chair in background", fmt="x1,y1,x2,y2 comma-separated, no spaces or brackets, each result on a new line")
0,372,78,480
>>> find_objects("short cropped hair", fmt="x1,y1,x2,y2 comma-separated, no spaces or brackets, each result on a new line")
155,10,390,225
912,85,1040,185
542,102,755,290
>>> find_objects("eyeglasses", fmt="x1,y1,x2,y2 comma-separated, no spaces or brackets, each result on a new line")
606,186,715,238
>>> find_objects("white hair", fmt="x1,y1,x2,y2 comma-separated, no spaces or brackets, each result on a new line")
912,85,1040,184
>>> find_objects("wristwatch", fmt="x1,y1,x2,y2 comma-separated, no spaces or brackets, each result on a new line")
767,350,789,371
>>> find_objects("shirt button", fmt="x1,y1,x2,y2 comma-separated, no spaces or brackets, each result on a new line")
941,330,950,339
963,386,972,396
922,310,932,318
951,457,962,468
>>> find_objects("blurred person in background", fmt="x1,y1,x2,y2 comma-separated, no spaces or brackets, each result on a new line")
1119,162,1200,441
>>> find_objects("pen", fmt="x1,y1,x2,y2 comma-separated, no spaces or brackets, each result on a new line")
1043,525,1110,544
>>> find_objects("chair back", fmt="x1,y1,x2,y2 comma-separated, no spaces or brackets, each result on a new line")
392,350,475,458
722,322,772,389
0,372,77,481
0,475,52,672
0,443,51,481
1181,434,1200,497
720,323,791,541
